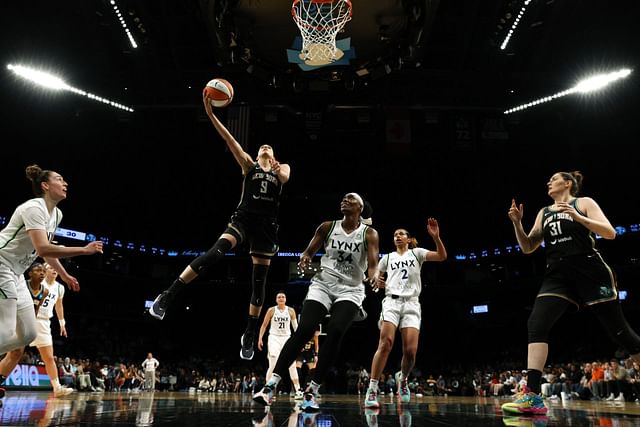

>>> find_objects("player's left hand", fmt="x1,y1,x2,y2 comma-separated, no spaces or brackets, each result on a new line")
61,274,80,291
554,201,579,219
270,159,281,173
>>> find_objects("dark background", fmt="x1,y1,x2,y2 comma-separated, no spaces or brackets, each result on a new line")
1,0,640,370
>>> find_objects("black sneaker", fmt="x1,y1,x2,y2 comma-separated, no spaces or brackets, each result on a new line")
0,386,5,399
252,385,273,406
149,291,173,320
240,333,255,360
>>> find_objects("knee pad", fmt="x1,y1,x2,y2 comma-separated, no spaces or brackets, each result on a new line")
189,238,232,274
527,297,571,344
527,316,551,344
250,264,269,307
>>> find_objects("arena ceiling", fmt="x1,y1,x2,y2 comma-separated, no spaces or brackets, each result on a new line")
1,1,639,251
2,1,638,107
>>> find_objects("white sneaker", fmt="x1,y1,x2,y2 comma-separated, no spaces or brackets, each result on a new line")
54,386,75,397
606,393,615,401
614,393,625,402
294,389,304,400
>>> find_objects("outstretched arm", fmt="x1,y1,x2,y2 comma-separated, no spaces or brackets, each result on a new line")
203,95,254,173
54,295,67,337
29,229,103,259
270,159,291,184
257,307,274,351
365,227,380,283
508,199,544,254
298,222,332,271
42,249,100,292
425,218,447,261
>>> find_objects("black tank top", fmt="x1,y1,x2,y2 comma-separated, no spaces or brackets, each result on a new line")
542,198,596,262
236,163,283,217
302,339,315,352
30,283,45,309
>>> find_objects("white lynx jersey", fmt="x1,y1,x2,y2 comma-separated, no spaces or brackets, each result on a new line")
270,305,292,337
318,221,370,286
378,248,428,298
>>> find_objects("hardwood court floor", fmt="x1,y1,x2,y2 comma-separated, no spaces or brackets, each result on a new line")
1,391,640,426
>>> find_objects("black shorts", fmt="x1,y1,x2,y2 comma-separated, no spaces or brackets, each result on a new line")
225,211,279,257
296,350,316,364
538,252,618,308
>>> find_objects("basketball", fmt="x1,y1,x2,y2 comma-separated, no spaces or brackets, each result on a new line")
203,78,234,108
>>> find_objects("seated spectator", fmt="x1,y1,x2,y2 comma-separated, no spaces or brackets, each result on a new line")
59,357,76,388
198,377,211,392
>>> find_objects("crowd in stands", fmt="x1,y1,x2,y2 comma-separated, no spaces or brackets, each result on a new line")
11,348,640,403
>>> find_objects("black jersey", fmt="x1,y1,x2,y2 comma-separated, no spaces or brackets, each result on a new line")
30,283,46,310
542,198,596,262
302,339,315,352
236,163,283,217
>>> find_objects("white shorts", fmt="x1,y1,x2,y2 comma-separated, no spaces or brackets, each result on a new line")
305,276,365,312
267,334,290,359
30,318,53,348
378,295,421,330
0,264,33,311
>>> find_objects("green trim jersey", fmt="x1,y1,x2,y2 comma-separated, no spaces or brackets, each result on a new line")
37,280,65,320
542,198,596,262
0,198,61,275
269,305,292,337
236,163,283,218
378,248,428,298
318,220,369,287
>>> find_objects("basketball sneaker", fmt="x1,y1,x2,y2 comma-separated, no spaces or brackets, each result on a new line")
294,389,304,400
364,408,380,427
501,392,548,415
240,332,255,360
399,409,412,427
301,412,319,425
251,406,273,427
502,415,550,427
0,386,5,399
149,290,173,320
300,392,320,412
364,388,379,408
395,371,410,403
253,385,274,406
54,386,75,397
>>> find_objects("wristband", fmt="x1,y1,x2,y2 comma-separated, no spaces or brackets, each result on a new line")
59,319,66,327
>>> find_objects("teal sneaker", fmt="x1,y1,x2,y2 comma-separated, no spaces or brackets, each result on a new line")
395,372,410,403
365,408,379,427
300,392,320,412
364,388,379,408
399,408,412,427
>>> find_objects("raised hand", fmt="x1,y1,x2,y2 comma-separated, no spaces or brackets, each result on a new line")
269,158,281,174
427,218,440,237
298,254,312,271
508,198,524,223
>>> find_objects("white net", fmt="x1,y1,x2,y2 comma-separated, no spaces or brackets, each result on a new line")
292,0,352,65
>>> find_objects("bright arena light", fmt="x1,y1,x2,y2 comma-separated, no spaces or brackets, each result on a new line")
500,0,533,51
110,0,138,49
504,68,632,115
7,64,134,112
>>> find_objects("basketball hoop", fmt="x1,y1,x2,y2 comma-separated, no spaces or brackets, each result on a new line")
292,0,352,66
